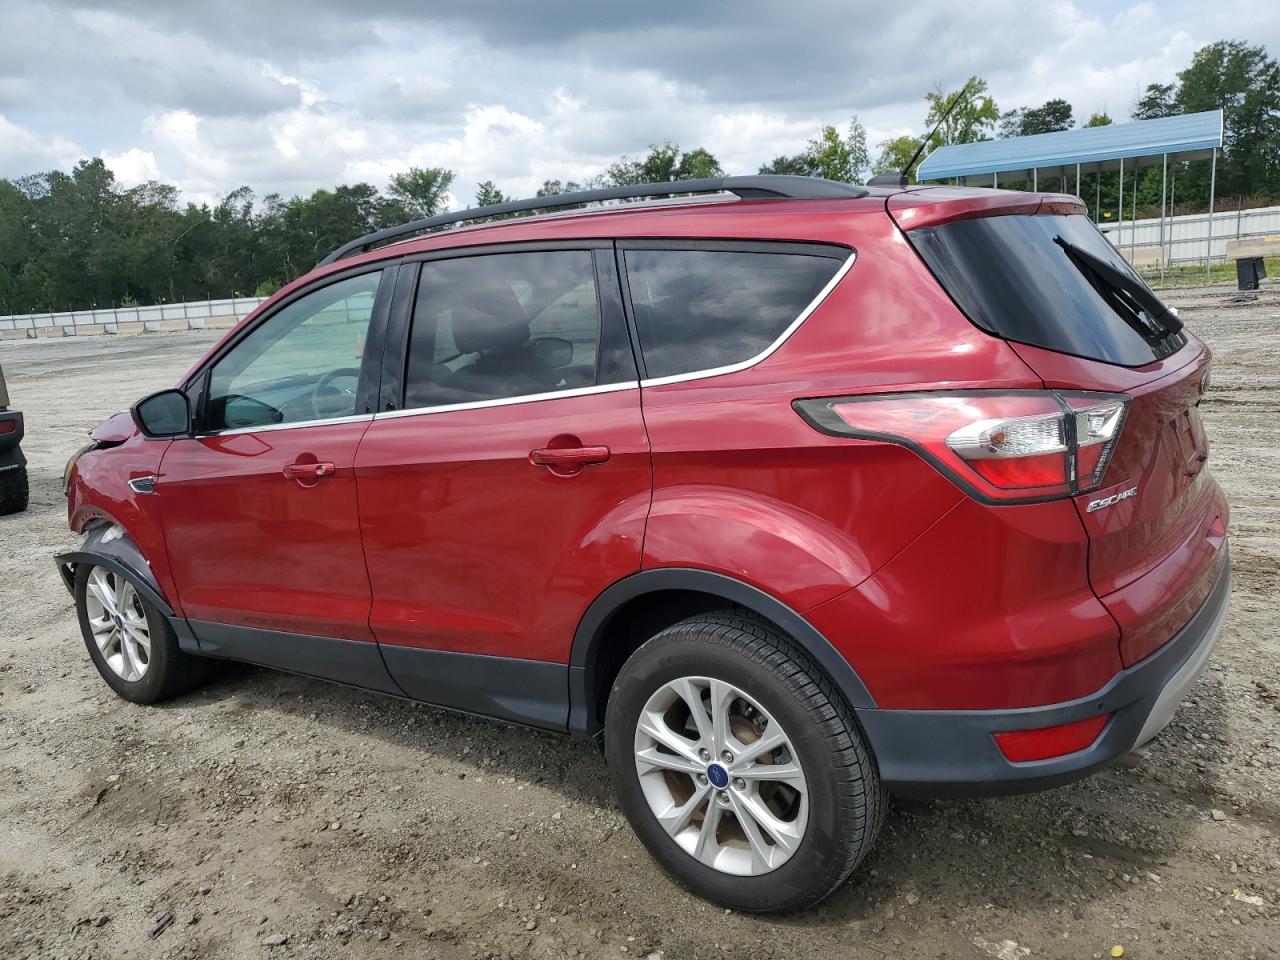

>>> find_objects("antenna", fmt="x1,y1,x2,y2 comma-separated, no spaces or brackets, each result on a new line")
867,79,975,188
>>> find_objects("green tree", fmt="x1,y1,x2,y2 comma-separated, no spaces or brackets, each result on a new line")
925,77,999,148
1132,82,1178,120
757,116,870,183
804,118,870,183
999,99,1074,137
757,154,818,176
1175,40,1280,200
387,166,455,219
872,135,924,182
1084,111,1114,127
606,143,724,185
474,180,509,207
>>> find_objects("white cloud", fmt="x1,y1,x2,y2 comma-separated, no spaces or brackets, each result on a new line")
2,0,1277,207
0,115,83,173
98,147,160,187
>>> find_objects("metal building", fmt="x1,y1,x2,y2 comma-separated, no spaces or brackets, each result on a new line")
916,110,1225,275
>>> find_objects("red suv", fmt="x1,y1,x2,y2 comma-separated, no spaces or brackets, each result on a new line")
58,176,1229,912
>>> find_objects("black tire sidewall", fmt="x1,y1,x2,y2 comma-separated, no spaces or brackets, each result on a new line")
75,564,176,704
605,627,872,912
0,465,27,515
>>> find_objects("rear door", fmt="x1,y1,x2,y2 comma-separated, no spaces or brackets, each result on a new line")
354,244,649,728
899,201,1229,665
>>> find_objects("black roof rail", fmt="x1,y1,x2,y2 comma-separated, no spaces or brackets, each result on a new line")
317,175,868,267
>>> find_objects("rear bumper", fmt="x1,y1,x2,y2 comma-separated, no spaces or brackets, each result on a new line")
859,545,1230,796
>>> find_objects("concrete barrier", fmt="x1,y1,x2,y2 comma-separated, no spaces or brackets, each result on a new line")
1224,236,1280,260
0,297,265,340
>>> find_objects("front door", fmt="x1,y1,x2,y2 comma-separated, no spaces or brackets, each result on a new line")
158,268,395,684
355,246,650,728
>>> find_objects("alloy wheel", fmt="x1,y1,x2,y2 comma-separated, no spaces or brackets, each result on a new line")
84,567,151,682
633,675,808,876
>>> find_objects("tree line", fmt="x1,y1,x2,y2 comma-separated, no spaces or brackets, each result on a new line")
1,39,1275,316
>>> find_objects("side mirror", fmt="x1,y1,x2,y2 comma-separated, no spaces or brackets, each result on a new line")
132,389,191,439
530,336,574,369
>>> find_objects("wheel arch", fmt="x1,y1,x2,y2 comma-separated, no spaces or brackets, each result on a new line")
56,521,176,622
567,568,877,744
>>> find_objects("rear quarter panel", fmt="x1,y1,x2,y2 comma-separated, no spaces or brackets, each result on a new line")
640,205,1045,611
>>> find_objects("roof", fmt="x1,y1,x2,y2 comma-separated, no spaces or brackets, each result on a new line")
916,110,1223,184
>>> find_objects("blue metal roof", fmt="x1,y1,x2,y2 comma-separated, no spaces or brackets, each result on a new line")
916,110,1223,182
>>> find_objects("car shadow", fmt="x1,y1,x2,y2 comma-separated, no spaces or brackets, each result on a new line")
172,656,1229,924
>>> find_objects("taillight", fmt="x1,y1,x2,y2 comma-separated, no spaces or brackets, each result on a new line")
794,390,1128,504
0,419,14,434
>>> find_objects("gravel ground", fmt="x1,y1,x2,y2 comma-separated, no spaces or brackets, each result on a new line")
1,286,1278,960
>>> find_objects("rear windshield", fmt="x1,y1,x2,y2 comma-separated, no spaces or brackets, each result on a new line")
908,213,1185,366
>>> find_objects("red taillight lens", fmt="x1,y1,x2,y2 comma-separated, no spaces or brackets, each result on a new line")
0,420,14,435
794,390,1128,503
993,713,1110,762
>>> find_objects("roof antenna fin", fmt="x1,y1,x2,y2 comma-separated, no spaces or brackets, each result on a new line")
867,79,974,188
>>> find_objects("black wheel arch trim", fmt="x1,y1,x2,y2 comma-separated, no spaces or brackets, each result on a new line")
567,567,878,741
54,523,174,618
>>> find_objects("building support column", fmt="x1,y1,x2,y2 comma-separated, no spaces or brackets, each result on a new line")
1131,160,1139,266
1159,153,1168,280
1206,147,1218,279
1118,157,1125,255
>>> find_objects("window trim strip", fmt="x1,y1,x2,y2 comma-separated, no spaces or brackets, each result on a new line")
371,380,638,422
635,251,856,388
202,413,375,437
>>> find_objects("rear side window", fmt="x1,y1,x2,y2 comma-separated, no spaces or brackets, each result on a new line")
908,214,1185,366
404,250,605,410
623,247,845,380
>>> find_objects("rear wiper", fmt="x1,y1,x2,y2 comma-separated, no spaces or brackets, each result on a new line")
1053,236,1183,337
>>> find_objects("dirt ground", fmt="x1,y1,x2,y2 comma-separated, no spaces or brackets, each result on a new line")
1,286,1278,960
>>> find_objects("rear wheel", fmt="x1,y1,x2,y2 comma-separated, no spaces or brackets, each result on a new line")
605,611,885,912
75,563,210,703
0,465,28,515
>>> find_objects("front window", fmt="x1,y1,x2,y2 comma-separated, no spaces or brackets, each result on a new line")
204,271,382,431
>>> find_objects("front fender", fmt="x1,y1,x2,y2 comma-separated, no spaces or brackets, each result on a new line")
65,431,180,613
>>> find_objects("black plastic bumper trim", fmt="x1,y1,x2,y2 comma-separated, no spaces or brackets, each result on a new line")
860,548,1230,796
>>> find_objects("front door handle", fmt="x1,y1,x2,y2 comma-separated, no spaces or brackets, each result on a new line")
529,443,610,477
283,461,335,483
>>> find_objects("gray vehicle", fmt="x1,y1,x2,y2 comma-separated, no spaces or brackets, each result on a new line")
0,364,28,514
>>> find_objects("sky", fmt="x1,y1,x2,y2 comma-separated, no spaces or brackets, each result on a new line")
1,0,1277,208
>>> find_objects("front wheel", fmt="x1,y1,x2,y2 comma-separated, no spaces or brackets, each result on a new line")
75,563,210,703
605,611,885,912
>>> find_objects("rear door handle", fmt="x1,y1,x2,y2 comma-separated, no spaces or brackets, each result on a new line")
529,446,610,467
529,444,610,477
283,461,335,482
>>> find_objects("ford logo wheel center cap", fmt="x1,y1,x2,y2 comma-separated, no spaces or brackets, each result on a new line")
706,762,729,789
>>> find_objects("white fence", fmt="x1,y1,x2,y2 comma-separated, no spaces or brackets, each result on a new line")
0,296,267,339
1099,203,1280,269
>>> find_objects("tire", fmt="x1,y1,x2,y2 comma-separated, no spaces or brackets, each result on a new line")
0,465,28,515
605,610,885,912
75,563,210,704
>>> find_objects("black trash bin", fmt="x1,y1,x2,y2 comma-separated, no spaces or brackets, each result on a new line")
1236,256,1267,291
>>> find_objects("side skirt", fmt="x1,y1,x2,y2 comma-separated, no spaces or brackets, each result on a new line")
379,645,569,733
186,620,570,733
189,620,404,697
